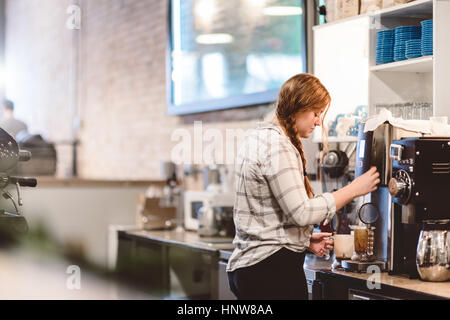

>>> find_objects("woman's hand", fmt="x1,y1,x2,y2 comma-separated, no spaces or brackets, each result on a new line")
308,232,334,257
332,167,380,212
349,166,381,197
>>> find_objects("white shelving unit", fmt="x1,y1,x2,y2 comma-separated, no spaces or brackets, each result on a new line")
313,0,450,122
369,56,432,73
374,0,432,19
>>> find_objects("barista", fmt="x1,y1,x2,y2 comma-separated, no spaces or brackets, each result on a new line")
226,73,380,300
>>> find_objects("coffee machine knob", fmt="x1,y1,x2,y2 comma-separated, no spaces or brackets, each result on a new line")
388,178,407,197
388,169,412,204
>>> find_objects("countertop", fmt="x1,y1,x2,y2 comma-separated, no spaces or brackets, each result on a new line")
123,229,450,299
34,177,165,187
322,267,450,299
123,229,235,252
304,254,450,299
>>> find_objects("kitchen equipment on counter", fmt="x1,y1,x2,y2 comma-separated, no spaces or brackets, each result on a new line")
184,164,235,238
159,161,182,229
184,190,207,231
0,128,37,243
198,203,217,237
388,137,450,279
12,132,56,176
183,164,204,191
416,221,450,282
341,204,386,273
197,191,234,238
136,194,176,230
184,189,235,238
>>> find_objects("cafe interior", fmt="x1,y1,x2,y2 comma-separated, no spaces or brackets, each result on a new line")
0,0,448,300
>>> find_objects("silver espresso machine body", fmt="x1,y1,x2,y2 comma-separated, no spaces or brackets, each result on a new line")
354,122,394,268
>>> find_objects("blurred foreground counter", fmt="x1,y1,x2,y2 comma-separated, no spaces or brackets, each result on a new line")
0,248,156,299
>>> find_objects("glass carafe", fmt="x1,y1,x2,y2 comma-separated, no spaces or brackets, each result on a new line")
416,228,450,282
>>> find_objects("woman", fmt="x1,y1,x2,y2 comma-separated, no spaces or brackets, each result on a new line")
226,73,380,300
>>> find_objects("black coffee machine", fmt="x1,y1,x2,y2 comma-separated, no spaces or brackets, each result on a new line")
388,137,450,278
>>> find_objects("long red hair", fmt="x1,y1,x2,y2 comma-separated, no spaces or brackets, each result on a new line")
275,73,331,198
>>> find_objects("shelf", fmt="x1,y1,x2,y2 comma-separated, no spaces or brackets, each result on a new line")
314,0,432,30
370,56,433,72
373,0,432,19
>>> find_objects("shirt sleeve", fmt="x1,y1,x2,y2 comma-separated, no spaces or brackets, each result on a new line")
262,140,336,227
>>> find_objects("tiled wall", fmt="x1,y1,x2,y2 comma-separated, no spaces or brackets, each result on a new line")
4,0,317,180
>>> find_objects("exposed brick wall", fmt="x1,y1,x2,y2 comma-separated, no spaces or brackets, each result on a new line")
4,0,317,180
77,0,277,180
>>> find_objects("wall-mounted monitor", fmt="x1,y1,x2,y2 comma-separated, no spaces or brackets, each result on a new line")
167,0,307,115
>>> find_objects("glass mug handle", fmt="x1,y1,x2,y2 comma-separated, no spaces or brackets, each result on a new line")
323,236,334,260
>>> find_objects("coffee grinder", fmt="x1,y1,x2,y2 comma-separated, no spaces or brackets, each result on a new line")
388,137,450,278
340,122,391,272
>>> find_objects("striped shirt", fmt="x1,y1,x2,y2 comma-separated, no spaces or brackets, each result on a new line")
227,122,336,272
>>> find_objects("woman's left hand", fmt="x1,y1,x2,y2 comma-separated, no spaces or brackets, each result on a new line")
308,232,334,257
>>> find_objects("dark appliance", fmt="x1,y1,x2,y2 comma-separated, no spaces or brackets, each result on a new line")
388,137,450,278
13,133,57,176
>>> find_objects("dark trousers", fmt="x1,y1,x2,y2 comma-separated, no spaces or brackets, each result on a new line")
227,248,308,300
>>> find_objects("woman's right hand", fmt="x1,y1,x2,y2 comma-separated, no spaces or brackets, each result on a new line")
332,166,381,212
350,166,380,197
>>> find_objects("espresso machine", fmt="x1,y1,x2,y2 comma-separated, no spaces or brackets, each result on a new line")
197,165,235,239
350,120,450,280
388,137,450,280
0,128,37,243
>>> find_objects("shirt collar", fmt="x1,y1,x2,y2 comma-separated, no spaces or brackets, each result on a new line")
257,121,284,135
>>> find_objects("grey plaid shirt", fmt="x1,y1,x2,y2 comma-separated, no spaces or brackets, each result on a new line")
227,122,336,272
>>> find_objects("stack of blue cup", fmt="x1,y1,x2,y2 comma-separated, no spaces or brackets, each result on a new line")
405,39,422,59
376,29,394,64
421,19,433,56
394,26,421,61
